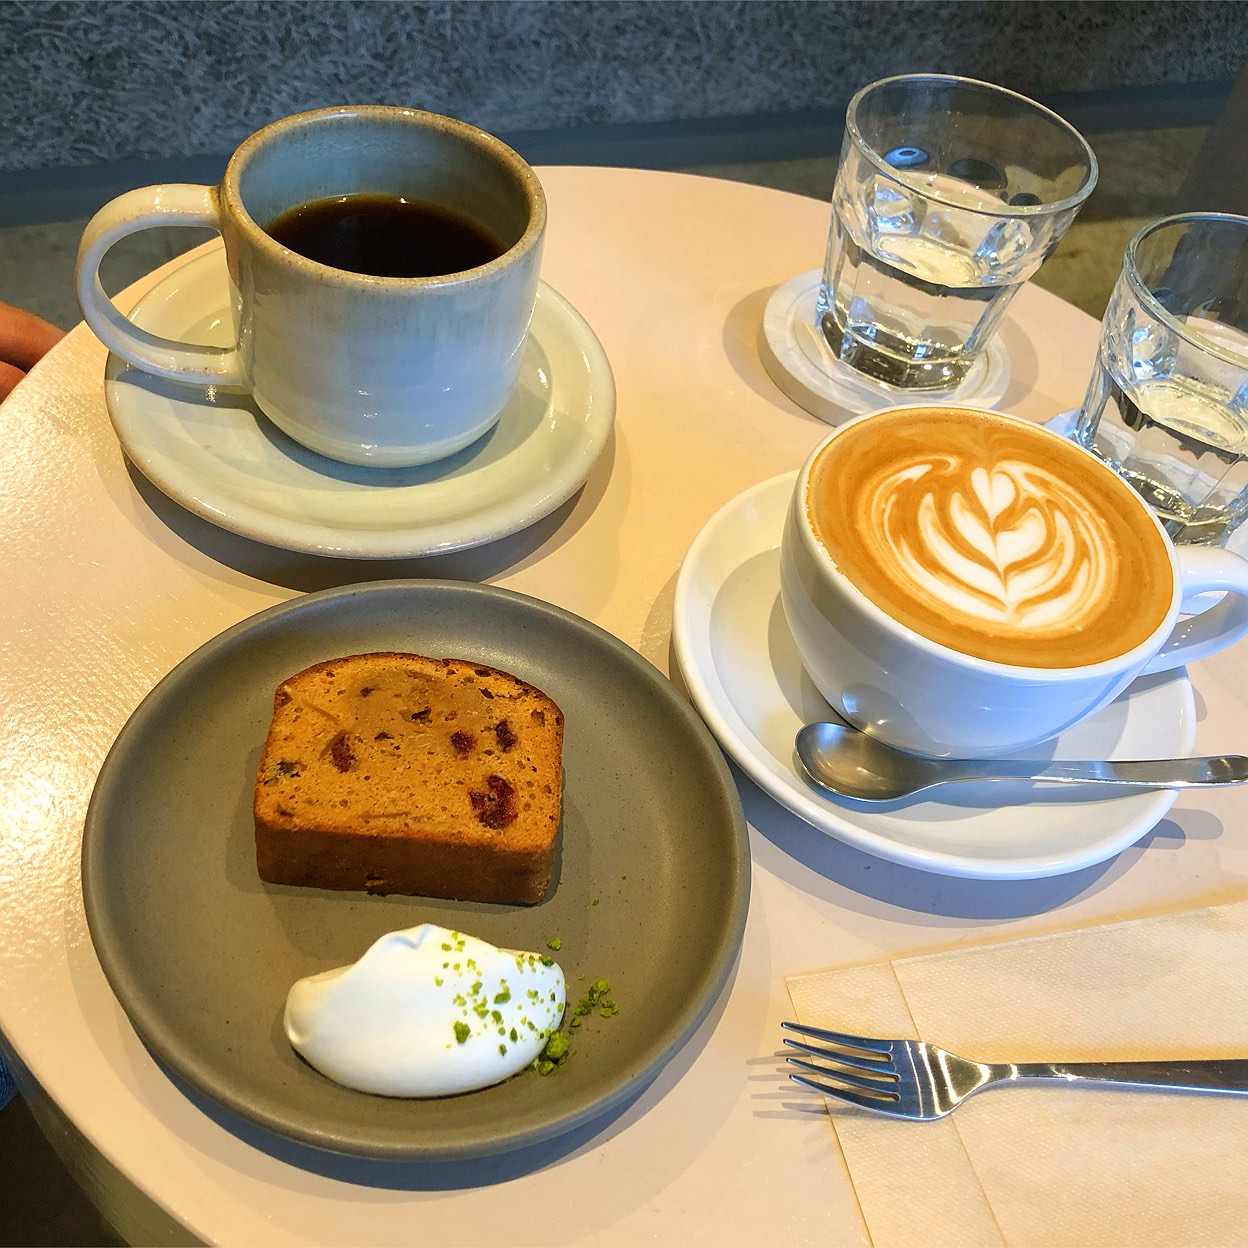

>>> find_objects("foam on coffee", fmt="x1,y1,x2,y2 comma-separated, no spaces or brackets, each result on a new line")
807,407,1173,667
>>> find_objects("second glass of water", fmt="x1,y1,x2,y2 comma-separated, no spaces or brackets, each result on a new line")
818,74,1097,390
1074,213,1248,546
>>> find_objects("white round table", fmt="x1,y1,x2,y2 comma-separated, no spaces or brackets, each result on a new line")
2,167,1246,1245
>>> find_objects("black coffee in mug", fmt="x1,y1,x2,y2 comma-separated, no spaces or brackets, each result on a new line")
266,193,507,278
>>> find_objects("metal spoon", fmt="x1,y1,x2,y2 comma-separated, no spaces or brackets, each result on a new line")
795,720,1248,803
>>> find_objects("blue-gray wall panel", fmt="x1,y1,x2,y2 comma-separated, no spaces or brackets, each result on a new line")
1,0,1245,173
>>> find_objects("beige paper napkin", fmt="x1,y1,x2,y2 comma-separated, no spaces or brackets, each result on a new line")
787,900,1248,1248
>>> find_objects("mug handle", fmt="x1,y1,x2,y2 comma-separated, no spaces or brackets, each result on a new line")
74,184,245,386
1143,545,1248,673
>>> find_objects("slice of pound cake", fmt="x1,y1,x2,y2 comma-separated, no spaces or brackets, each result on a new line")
254,653,564,904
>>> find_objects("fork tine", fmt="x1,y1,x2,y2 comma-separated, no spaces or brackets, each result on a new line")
780,1022,893,1056
786,1055,898,1093
782,1037,894,1070
789,1072,902,1113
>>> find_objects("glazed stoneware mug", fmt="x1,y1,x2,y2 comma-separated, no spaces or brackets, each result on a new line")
780,404,1248,757
75,105,546,467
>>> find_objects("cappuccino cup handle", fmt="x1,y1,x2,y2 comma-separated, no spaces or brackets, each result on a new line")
1143,545,1248,673
74,185,245,387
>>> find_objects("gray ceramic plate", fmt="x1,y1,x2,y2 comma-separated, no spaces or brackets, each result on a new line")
83,581,749,1161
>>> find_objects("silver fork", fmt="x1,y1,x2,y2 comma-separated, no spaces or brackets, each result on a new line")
782,1022,1248,1120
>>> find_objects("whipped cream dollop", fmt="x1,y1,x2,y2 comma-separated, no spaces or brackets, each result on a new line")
285,924,566,1097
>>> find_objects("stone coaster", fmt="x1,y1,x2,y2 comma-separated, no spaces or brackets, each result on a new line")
759,268,1012,424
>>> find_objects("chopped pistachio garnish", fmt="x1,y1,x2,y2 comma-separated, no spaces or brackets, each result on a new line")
533,1028,571,1076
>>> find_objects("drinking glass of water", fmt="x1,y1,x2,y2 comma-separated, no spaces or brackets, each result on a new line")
818,74,1097,390
1074,212,1248,546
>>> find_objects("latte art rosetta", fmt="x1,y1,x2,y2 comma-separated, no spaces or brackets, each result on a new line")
876,456,1110,634
808,408,1173,668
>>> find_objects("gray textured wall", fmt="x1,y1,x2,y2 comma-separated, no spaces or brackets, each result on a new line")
2,0,1246,174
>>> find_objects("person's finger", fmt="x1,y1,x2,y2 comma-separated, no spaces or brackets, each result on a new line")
0,359,27,402
0,302,64,371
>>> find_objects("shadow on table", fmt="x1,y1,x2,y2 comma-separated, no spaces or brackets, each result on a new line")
721,285,826,421
735,761,1222,923
121,426,615,594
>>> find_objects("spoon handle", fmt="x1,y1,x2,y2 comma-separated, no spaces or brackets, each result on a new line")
943,755,1248,787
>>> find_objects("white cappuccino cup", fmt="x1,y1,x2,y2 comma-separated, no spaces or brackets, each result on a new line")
76,106,546,467
780,404,1248,757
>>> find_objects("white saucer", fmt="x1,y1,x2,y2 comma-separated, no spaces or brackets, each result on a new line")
671,472,1197,880
759,268,1011,423
104,245,616,558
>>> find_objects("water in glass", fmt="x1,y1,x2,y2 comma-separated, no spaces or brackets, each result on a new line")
1075,214,1248,546
818,163,1037,389
1078,311,1248,545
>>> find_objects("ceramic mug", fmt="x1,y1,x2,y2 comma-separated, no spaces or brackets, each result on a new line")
779,404,1248,757
75,105,546,467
